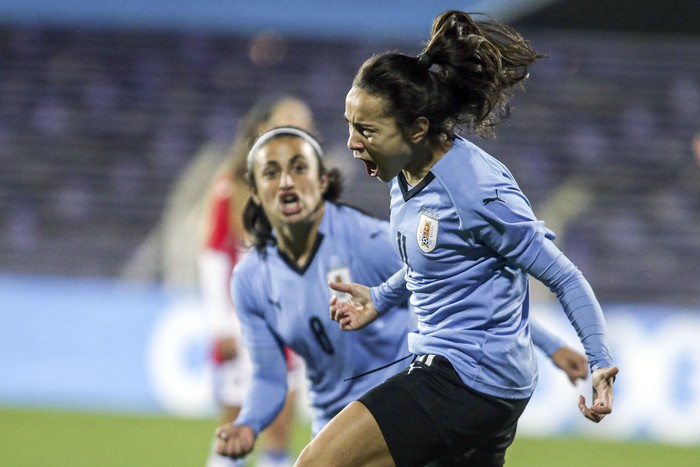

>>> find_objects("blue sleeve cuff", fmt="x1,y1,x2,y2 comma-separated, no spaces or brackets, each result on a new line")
370,268,410,314
530,319,567,357
235,344,288,434
528,239,616,371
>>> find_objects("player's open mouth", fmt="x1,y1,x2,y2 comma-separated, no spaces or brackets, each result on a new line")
280,194,301,215
362,159,379,177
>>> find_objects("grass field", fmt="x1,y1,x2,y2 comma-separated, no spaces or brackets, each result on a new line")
1,407,698,466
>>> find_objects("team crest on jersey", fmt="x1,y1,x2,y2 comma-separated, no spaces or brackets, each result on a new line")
327,266,352,302
416,212,438,253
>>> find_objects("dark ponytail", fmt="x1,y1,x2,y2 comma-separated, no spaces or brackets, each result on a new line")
353,10,544,139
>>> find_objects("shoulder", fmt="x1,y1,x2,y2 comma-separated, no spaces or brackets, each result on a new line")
324,203,400,270
432,138,521,205
232,248,265,286
426,138,532,231
324,202,389,236
434,138,511,187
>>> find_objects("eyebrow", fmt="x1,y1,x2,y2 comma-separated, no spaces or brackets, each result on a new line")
345,116,375,131
289,154,308,164
260,153,308,167
344,114,361,124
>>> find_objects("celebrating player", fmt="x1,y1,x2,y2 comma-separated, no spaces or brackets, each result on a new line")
214,127,590,463
297,10,618,467
200,95,312,467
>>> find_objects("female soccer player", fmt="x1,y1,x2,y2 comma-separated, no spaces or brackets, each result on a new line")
300,10,619,467
200,96,312,467
214,127,590,463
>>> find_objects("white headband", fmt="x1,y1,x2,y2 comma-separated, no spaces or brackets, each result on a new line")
246,127,324,170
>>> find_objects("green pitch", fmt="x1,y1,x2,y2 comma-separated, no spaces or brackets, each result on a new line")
0,407,698,466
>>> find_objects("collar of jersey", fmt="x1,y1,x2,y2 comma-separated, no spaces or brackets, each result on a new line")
276,232,325,275
398,171,435,201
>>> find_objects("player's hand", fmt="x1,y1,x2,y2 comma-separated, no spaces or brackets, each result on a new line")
215,423,256,459
550,346,588,385
578,366,619,423
329,281,379,330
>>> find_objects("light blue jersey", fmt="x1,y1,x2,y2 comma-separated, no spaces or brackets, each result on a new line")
372,137,615,400
232,202,412,435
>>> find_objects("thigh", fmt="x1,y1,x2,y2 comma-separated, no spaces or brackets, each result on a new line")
295,401,394,467
428,419,518,467
465,419,519,467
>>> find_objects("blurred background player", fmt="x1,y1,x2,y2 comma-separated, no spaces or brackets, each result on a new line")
200,96,313,467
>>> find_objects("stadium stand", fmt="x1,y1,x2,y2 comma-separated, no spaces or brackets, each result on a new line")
0,25,698,304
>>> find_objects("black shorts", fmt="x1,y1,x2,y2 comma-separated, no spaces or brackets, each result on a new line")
358,354,530,467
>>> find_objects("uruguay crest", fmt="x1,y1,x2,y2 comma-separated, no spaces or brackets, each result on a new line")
327,265,351,302
416,212,438,253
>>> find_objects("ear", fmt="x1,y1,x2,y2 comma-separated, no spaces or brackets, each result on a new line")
408,116,430,143
250,188,262,205
319,172,330,194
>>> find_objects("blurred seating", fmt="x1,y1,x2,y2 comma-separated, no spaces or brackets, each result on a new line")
0,25,698,304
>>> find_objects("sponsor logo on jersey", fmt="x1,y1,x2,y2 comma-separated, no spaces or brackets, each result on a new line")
416,212,438,253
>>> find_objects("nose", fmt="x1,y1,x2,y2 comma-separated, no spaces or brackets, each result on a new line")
347,128,364,155
279,170,294,189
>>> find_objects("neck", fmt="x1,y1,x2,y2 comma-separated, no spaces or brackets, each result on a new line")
402,138,453,185
275,202,325,268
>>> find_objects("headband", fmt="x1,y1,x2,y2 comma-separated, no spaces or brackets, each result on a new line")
246,127,324,170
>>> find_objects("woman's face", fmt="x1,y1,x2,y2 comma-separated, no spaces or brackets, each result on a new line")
345,86,413,182
250,135,327,229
